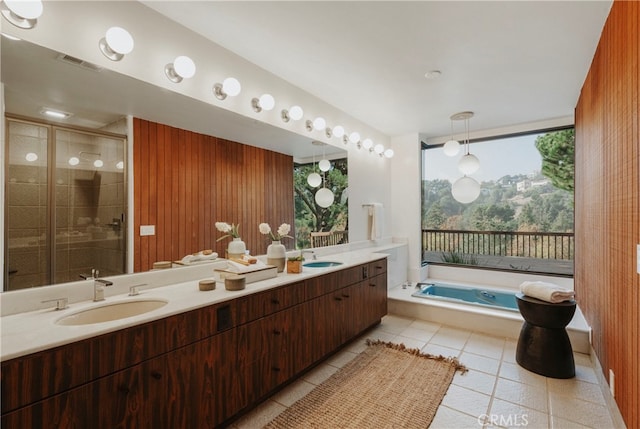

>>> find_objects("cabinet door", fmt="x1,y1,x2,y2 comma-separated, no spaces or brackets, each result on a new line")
362,274,388,327
164,329,238,429
2,356,165,429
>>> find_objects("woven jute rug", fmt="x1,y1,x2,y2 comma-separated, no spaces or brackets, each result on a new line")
263,339,467,429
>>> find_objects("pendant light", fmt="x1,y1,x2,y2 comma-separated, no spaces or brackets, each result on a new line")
307,142,322,188
456,112,479,175
443,116,460,157
450,111,481,204
318,141,331,172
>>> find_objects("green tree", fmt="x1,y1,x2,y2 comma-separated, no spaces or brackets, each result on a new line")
425,203,446,229
294,159,348,248
535,129,575,192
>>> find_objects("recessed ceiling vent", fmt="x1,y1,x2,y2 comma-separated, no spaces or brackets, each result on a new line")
56,53,103,72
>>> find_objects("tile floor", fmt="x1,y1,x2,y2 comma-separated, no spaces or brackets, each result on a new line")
231,314,617,429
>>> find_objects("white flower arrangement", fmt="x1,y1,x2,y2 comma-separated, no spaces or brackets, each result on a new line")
259,222,292,241
215,222,240,241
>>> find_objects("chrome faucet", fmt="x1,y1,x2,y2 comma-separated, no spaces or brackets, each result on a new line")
302,250,317,260
93,278,113,302
42,297,68,310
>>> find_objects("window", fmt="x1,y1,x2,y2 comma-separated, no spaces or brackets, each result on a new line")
421,128,574,276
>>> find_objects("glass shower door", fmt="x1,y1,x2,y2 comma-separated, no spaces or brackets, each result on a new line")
53,128,126,283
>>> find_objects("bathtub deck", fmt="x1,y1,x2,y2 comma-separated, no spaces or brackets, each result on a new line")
388,282,591,354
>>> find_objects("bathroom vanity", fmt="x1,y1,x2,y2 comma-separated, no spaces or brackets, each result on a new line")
1,257,387,428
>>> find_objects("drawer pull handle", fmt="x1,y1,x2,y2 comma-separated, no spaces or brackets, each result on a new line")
369,283,376,287
376,265,383,269
273,329,281,335
271,299,280,305
342,294,350,298
272,367,281,372
118,385,130,394
151,372,162,380
334,297,342,301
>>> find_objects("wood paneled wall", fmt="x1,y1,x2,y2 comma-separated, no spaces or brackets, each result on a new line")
574,1,639,427
133,118,294,272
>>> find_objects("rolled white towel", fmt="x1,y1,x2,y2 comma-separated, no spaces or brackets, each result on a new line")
520,281,575,303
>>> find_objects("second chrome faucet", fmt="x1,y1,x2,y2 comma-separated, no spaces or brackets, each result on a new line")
93,278,113,301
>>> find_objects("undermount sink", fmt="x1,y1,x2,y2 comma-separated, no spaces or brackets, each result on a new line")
303,261,344,268
56,299,168,326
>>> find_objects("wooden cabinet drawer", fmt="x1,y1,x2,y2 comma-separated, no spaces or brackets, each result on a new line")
237,281,305,324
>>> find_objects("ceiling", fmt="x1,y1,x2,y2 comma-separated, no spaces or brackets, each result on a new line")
143,1,612,140
1,1,612,159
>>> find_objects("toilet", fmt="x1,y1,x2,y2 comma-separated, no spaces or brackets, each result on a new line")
515,292,576,378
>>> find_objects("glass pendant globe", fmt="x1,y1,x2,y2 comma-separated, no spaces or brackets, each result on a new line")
443,140,460,156
312,117,326,130
5,0,43,19
105,27,134,54
374,144,384,155
384,148,394,158
174,56,196,79
315,187,334,208
259,93,275,111
318,159,331,172
222,77,241,97
68,157,80,166
458,153,480,175
333,125,345,138
452,176,481,204
362,138,373,150
307,172,322,188
289,105,303,120
349,132,360,144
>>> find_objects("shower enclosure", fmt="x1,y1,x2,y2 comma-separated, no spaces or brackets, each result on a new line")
4,117,127,291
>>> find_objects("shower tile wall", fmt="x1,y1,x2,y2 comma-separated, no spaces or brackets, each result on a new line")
6,122,49,290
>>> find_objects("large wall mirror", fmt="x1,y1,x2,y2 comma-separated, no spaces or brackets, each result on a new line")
2,36,347,292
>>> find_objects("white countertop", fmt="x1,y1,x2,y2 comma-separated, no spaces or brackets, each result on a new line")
1,244,402,361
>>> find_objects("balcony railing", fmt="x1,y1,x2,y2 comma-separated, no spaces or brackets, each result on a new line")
422,229,574,261
310,230,349,248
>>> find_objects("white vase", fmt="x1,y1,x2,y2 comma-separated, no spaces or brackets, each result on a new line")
227,237,246,259
267,240,286,272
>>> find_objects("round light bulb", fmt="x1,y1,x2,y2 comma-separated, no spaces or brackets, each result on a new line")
458,153,480,175
332,125,345,138
4,0,43,19
384,149,394,158
173,56,196,79
318,159,331,172
105,27,134,54
362,138,373,150
315,188,334,208
116,161,124,170
312,117,326,131
222,77,241,97
349,132,360,143
443,140,460,156
452,176,481,204
307,172,322,188
68,157,80,166
25,152,38,162
93,159,104,168
289,105,303,121
259,93,275,111
374,144,384,154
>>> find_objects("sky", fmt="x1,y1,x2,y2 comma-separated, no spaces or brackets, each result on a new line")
423,134,544,184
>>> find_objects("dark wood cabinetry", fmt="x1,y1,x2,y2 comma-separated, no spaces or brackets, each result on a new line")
1,258,387,428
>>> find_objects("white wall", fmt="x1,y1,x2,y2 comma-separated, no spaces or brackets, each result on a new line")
389,133,424,281
1,83,5,287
